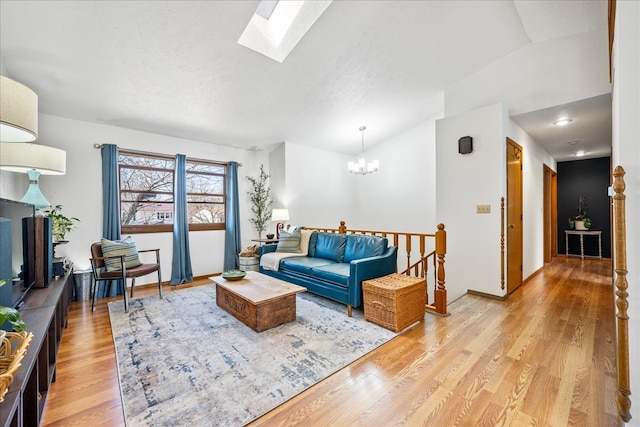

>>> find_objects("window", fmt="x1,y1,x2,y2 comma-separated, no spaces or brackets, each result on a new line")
119,150,226,233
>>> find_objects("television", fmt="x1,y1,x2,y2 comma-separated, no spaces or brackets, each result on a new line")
0,198,36,309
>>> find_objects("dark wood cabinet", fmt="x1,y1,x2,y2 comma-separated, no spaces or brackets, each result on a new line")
1,268,73,427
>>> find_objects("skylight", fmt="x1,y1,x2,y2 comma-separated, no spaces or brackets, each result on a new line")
238,0,332,63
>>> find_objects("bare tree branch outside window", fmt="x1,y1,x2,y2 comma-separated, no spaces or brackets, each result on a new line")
118,150,226,233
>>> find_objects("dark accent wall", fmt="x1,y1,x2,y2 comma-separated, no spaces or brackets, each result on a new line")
557,157,611,258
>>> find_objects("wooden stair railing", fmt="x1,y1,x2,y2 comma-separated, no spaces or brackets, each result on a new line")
307,222,448,316
613,166,632,423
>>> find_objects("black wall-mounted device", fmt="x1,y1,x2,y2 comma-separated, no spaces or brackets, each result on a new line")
458,136,473,154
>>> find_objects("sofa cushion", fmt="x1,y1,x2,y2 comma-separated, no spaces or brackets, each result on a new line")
280,257,336,275
344,235,388,263
310,263,350,287
314,232,347,262
276,229,302,253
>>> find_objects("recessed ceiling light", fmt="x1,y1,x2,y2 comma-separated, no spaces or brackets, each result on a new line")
554,118,573,126
567,140,580,146
574,150,587,157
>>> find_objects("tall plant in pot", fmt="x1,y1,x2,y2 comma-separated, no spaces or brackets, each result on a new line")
246,164,273,240
568,196,591,230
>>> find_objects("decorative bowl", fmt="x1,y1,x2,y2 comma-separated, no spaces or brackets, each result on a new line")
222,270,247,281
266,234,275,239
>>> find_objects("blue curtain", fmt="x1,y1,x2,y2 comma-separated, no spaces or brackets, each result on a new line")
99,144,123,298
224,162,241,271
170,154,193,285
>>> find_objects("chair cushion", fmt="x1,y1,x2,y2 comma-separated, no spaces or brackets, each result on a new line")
101,236,142,272
98,263,159,279
344,235,388,263
276,228,302,253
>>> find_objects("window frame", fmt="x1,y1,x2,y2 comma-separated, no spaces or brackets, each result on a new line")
118,149,227,234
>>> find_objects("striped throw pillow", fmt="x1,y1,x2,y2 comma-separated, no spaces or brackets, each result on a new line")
101,236,143,272
276,229,302,253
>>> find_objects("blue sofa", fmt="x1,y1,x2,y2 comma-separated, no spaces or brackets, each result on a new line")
259,231,397,315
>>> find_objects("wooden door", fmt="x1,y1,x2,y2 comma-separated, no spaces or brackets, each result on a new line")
543,165,558,262
506,138,523,294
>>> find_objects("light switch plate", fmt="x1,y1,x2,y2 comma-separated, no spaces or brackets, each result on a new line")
476,204,491,214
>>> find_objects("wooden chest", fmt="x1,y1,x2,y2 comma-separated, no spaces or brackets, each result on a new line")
363,274,426,332
211,271,306,332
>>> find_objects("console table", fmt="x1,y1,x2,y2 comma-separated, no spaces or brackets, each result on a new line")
0,268,74,427
564,230,603,260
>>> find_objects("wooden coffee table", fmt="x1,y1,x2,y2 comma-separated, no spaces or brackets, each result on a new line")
210,271,306,332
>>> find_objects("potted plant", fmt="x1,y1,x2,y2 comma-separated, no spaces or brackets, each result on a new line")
246,164,273,240
42,205,80,242
568,196,591,230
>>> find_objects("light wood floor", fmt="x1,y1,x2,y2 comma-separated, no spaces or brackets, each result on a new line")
41,257,618,426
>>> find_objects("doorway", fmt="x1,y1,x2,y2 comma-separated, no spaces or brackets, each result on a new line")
543,165,558,262
506,138,523,294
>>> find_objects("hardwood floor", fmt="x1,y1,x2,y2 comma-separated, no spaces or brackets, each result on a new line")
41,257,618,426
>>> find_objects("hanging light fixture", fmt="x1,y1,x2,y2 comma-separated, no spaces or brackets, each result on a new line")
348,126,378,175
0,75,39,142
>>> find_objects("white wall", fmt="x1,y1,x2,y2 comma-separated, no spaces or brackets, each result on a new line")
353,117,439,232
436,104,506,302
273,141,355,229
0,114,267,284
611,1,640,424
445,30,612,117
269,115,441,249
435,103,554,302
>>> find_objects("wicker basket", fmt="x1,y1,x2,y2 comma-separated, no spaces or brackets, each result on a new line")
0,331,34,402
363,274,426,332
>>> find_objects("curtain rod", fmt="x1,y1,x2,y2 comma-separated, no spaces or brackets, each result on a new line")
93,143,242,166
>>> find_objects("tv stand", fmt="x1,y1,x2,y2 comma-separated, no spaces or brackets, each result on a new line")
0,267,73,427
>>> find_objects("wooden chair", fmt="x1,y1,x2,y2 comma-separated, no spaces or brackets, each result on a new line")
89,242,163,312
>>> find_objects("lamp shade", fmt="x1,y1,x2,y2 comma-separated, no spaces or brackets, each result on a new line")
0,142,66,175
0,76,38,142
271,208,290,221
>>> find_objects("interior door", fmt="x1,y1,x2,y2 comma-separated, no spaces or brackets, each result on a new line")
543,165,558,263
506,138,523,294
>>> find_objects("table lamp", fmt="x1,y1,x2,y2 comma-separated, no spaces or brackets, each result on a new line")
271,208,290,239
0,142,66,214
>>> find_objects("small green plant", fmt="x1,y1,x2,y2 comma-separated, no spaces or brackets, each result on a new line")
43,205,80,242
0,280,26,332
246,165,273,239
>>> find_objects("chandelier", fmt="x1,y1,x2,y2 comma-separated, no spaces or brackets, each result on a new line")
348,126,379,175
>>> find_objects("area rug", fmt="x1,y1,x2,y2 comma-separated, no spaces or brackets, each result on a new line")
108,285,397,426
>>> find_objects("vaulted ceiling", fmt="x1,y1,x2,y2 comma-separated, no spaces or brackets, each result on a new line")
0,1,610,160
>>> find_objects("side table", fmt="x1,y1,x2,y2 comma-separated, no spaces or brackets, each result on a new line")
564,230,603,260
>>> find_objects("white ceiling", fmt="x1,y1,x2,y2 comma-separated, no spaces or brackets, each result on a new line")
0,1,610,160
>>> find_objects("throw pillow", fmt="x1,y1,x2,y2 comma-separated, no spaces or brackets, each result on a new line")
276,229,302,253
101,236,143,272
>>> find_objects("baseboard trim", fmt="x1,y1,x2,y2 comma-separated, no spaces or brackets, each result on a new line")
523,265,544,285
467,289,507,301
